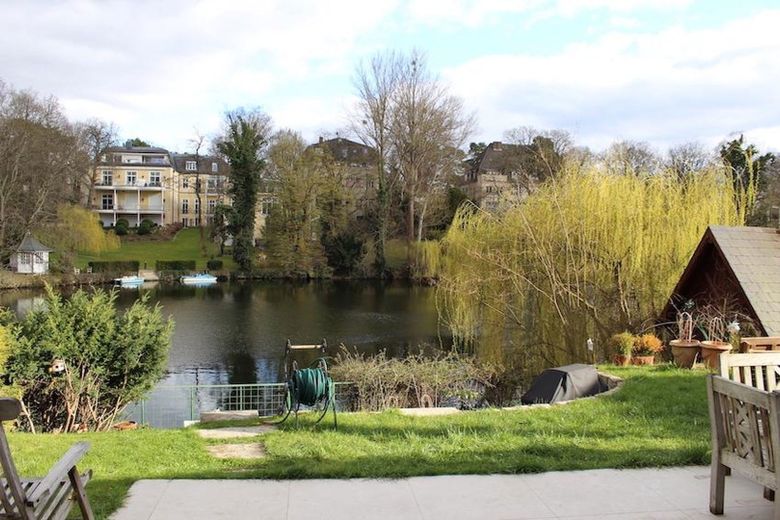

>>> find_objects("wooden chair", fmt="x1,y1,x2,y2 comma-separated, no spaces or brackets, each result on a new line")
0,398,94,520
707,375,780,518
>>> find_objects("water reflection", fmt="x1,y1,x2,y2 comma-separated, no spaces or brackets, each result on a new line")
0,280,447,386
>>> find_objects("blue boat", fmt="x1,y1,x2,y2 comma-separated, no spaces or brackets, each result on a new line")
114,275,144,287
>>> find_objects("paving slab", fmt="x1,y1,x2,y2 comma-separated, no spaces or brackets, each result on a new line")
196,425,276,439
110,466,774,520
205,443,266,459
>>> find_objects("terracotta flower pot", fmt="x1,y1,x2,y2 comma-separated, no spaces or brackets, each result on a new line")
613,354,631,366
631,355,655,366
670,339,701,369
700,341,732,370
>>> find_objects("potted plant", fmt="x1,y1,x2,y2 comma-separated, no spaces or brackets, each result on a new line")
669,312,700,368
609,332,634,366
632,333,663,365
700,317,732,370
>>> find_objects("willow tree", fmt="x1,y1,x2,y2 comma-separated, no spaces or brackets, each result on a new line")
438,160,746,376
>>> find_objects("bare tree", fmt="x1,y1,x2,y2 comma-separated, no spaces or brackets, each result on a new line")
0,82,81,262
666,141,713,180
189,130,207,244
602,140,660,176
389,50,475,245
350,51,402,275
77,118,118,205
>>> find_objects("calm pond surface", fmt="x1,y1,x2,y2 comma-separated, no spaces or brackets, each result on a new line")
0,280,448,386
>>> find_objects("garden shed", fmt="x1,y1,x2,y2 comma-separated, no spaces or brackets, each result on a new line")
9,234,52,274
661,225,780,336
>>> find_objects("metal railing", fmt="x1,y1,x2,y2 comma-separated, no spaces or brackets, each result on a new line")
123,382,354,429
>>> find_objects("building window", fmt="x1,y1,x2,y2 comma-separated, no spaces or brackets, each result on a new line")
194,199,200,214
101,170,112,185
19,253,32,265
207,178,217,189
101,194,113,210
182,177,189,189
261,201,273,216
126,171,137,185
207,200,216,213
186,161,197,171
182,199,189,214
182,218,189,227
211,162,218,173
150,171,161,186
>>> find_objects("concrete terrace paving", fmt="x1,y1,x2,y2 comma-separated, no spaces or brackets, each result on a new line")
111,466,773,519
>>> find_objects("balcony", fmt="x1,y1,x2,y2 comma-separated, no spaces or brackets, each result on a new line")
93,204,164,213
95,181,163,190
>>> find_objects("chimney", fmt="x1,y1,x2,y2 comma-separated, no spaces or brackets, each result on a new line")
490,141,502,151
319,136,324,144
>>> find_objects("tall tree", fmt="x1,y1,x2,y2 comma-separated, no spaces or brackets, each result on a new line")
389,50,475,246
216,108,269,271
719,134,775,223
0,81,84,262
350,51,401,276
77,118,117,206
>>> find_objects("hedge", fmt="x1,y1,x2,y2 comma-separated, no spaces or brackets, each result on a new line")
88,260,140,273
206,259,223,270
155,260,196,271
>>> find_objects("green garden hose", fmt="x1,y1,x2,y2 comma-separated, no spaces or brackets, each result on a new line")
275,358,337,429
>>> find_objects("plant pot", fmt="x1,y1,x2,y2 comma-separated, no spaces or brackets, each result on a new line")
631,355,655,366
613,354,631,366
700,341,732,370
670,339,701,369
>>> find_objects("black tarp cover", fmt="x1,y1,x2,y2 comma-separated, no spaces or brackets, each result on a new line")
521,364,603,405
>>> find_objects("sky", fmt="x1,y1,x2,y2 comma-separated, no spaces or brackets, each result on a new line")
1,0,779,154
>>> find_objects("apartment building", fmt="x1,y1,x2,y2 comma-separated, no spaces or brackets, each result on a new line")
461,141,531,211
171,153,230,227
89,146,231,228
308,137,378,214
91,146,176,227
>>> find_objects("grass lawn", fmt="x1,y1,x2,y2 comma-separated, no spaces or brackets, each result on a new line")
8,365,711,519
75,228,235,271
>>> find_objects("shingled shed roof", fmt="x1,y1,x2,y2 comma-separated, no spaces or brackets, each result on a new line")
16,234,52,253
662,225,780,336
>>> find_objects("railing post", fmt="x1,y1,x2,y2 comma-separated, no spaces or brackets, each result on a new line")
190,387,196,421
141,400,146,425
240,386,245,410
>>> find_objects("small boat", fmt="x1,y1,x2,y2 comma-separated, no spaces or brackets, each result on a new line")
180,273,218,286
114,275,144,287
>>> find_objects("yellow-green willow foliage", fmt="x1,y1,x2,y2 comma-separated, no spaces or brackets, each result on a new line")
39,204,120,255
438,163,744,373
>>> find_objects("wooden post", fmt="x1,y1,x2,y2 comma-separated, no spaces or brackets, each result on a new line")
708,375,726,515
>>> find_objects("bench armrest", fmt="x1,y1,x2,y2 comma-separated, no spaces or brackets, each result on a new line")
26,442,90,505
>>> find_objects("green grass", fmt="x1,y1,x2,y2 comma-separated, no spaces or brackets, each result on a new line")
75,228,235,270
8,365,711,519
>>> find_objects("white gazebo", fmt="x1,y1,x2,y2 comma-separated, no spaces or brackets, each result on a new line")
9,234,52,274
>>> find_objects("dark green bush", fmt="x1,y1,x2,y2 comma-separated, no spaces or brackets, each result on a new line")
137,219,156,236
115,218,130,228
114,222,129,236
206,259,223,270
88,260,139,273
155,260,196,271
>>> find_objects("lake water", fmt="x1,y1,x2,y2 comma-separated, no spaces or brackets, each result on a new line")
0,280,447,386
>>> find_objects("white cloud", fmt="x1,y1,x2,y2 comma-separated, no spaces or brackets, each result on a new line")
0,0,398,149
443,9,780,151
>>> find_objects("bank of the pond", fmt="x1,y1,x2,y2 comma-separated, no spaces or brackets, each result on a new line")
8,365,710,519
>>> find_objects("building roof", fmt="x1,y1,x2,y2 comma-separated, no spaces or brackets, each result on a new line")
104,146,170,154
16,234,52,253
308,137,378,166
171,154,231,175
663,225,780,335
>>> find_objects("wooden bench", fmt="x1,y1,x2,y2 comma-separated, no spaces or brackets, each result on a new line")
720,352,780,391
0,398,94,519
707,374,780,518
740,337,780,353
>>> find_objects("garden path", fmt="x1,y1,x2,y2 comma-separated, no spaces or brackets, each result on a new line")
111,466,771,519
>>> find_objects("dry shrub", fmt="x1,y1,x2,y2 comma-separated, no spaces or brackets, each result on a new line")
331,347,497,411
